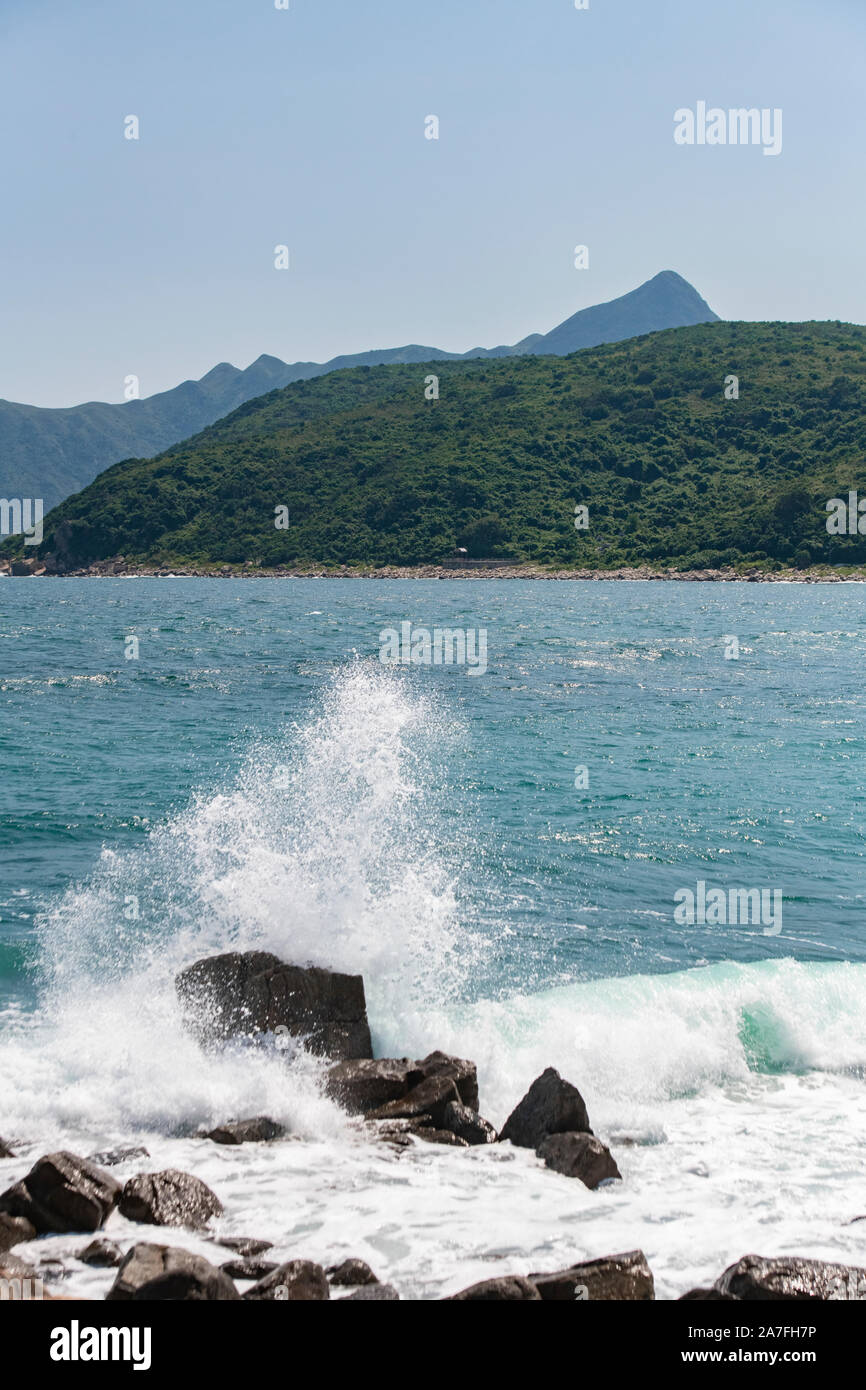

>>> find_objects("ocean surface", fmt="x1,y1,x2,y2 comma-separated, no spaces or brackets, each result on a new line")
1,577,865,1298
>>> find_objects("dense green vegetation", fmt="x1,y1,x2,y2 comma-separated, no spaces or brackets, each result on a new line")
9,319,866,571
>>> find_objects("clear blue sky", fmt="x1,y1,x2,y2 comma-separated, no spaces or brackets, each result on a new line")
1,0,863,406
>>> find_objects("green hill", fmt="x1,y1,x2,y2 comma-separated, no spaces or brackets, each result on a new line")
10,319,866,572
0,271,716,512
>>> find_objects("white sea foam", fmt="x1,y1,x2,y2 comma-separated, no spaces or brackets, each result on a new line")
1,663,865,1298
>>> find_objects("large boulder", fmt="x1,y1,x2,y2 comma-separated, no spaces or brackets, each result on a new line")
176,951,372,1060
499,1068,591,1149
0,1213,36,1254
205,1117,285,1145
530,1250,654,1301
243,1260,330,1301
0,1138,14,1158
106,1243,240,1301
0,1152,120,1235
537,1133,621,1189
119,1170,223,1229
715,1254,866,1301
447,1275,542,1301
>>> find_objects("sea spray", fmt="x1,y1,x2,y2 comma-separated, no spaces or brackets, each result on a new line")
0,664,481,1141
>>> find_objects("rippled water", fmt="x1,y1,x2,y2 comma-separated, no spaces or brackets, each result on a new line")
0,578,864,1297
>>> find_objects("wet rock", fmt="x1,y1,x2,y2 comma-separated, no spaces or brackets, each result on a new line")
326,1058,418,1115
530,1251,655,1301
369,1074,461,1128
0,1138,15,1158
339,1283,400,1300
119,1170,223,1229
0,1151,120,1235
87,1146,150,1168
11,559,38,576
499,1068,591,1150
415,1051,479,1111
243,1259,330,1301
221,1256,279,1281
715,1254,866,1301
537,1133,621,1189
206,1117,285,1145
176,950,372,1060
442,1101,497,1146
0,1213,36,1253
106,1242,240,1301
447,1275,543,1301
213,1236,273,1257
77,1238,123,1268
327,1258,380,1286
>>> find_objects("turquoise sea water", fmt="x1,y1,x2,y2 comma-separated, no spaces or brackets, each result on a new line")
1,578,865,1010
2,577,866,1297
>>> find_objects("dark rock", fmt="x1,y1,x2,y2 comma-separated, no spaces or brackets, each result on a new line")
213,1236,273,1257
447,1275,543,1301
0,1213,36,1253
415,1127,470,1147
206,1117,285,1145
680,1288,737,1301
77,1238,123,1268
106,1242,240,1301
415,1051,479,1111
537,1132,621,1189
0,1138,15,1158
221,1256,279,1280
11,559,37,576
442,1101,497,1145
500,1068,591,1149
175,950,372,1060
0,1151,120,1234
326,1058,417,1115
244,1260,330,1301
715,1254,866,1301
530,1251,654,1301
119,1170,223,1229
369,1074,461,1128
87,1146,150,1167
327,1258,380,1286
340,1283,400,1300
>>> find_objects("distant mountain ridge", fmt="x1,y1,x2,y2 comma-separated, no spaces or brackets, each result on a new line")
0,271,717,512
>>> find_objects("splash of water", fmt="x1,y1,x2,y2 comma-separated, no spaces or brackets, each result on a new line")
1,664,479,1142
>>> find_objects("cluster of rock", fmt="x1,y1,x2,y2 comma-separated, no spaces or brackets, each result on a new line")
174,951,620,1178
1,1155,862,1301
2,949,864,1300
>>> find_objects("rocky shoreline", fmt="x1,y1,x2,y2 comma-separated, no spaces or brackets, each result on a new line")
3,556,866,582
2,949,865,1301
